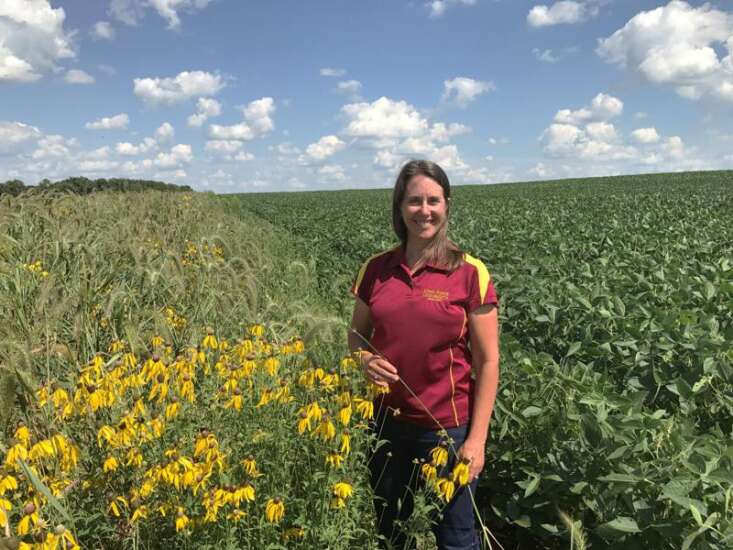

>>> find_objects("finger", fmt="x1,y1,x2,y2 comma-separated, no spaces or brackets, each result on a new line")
370,363,399,382
372,359,398,376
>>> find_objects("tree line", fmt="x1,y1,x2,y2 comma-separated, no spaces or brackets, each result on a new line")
0,177,192,197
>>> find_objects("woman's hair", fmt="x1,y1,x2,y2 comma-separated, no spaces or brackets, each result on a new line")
392,159,464,271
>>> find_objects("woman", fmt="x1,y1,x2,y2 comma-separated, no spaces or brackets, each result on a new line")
348,160,500,549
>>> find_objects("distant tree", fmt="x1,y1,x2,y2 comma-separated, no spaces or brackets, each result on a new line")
0,177,192,197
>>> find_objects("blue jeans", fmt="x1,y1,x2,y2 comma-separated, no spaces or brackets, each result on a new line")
368,411,481,550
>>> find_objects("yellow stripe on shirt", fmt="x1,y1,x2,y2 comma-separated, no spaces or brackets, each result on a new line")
352,247,398,296
463,253,490,304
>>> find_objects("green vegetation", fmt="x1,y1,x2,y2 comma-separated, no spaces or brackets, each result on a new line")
0,177,192,197
228,170,733,549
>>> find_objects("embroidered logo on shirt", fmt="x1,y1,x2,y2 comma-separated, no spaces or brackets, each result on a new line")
422,289,449,302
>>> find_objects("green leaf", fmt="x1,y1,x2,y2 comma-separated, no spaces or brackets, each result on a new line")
524,474,541,498
521,406,543,418
565,341,582,358
595,517,641,538
18,458,75,529
690,502,703,527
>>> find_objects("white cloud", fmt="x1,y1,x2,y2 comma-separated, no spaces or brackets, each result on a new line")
429,122,471,141
529,162,550,178
233,151,254,162
91,21,115,40
527,1,588,27
242,97,275,134
115,137,156,155
427,0,477,18
336,80,362,97
133,71,224,105
0,121,41,152
187,97,222,127
533,48,559,63
317,164,346,181
155,122,175,143
542,93,636,160
78,159,119,172
205,140,242,154
109,0,213,29
442,77,495,106
342,97,429,139
597,1,733,102
209,122,254,141
0,0,75,83
631,127,660,144
306,135,346,161
64,69,95,85
553,92,623,125
147,143,193,168
30,134,77,159
85,113,129,130
320,67,346,77
86,146,110,159
208,97,275,141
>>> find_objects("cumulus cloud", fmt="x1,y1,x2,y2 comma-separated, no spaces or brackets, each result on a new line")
155,122,175,143
541,93,635,160
205,140,242,154
553,92,623,125
317,164,346,181
64,69,95,85
631,127,660,144
115,138,156,155
0,0,75,82
85,113,129,130
597,1,733,102
427,0,477,18
133,71,224,105
31,135,77,159
527,1,589,27
109,0,213,29
305,135,346,161
320,67,346,77
90,21,115,40
442,77,495,106
145,144,193,168
0,121,41,153
187,97,222,127
208,97,276,141
336,80,362,98
342,97,429,139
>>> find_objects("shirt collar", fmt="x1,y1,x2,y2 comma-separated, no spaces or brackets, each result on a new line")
386,244,451,273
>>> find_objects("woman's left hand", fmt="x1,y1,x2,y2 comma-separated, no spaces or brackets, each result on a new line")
457,438,485,483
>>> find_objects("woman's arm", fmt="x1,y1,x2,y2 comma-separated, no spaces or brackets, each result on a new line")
458,303,500,481
349,297,398,386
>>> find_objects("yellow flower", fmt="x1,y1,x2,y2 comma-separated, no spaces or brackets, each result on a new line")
0,476,18,495
430,445,448,467
109,340,125,353
130,505,149,524
435,478,456,503
108,496,127,517
451,457,471,487
14,425,31,447
297,411,311,434
338,405,352,427
265,498,285,523
421,462,437,482
333,481,353,500
354,397,374,420
241,457,258,476
264,357,280,376
340,432,351,455
175,508,191,532
315,416,336,441
248,324,265,338
325,452,343,468
103,455,119,472
151,335,165,348
202,328,218,350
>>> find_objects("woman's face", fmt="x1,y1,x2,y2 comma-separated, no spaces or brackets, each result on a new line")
401,174,448,244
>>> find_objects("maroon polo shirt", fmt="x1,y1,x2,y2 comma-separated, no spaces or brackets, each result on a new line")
351,245,498,429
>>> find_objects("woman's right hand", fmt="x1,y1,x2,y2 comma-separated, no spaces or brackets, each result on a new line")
360,353,399,387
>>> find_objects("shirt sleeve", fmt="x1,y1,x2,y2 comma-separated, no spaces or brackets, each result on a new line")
466,257,499,313
350,256,378,304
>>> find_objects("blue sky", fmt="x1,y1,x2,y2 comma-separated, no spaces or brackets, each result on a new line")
1,0,732,192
